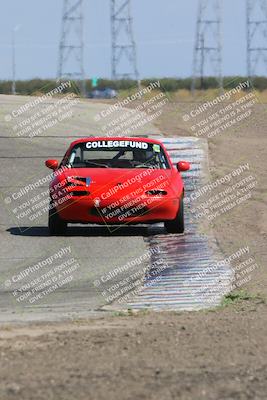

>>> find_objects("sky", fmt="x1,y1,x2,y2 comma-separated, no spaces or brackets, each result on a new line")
0,0,255,80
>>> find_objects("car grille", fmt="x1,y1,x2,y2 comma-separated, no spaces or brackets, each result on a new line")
90,205,149,218
69,191,88,197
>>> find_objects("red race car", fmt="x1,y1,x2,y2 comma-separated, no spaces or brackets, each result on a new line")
45,137,190,235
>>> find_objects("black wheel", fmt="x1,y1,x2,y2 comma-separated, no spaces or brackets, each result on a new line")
164,196,184,234
48,203,67,235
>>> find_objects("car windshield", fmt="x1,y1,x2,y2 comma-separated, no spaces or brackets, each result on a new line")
63,140,170,169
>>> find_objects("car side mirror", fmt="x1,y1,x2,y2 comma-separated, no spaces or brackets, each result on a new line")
177,161,190,172
45,159,59,170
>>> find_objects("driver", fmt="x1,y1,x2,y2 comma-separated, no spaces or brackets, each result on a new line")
133,149,154,164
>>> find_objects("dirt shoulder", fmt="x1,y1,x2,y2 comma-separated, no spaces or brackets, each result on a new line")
154,102,267,297
0,300,266,400
0,102,266,400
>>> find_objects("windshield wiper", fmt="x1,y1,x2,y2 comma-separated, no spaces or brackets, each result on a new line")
84,161,109,168
130,161,157,169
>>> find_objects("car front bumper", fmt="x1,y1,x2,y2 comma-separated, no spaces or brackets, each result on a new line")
56,195,180,224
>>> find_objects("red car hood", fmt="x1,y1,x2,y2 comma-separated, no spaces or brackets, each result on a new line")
61,168,179,198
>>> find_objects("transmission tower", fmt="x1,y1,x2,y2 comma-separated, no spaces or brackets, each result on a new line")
111,0,139,80
191,0,223,93
247,0,267,79
58,0,86,94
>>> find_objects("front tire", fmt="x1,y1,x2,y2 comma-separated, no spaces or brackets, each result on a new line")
164,196,184,234
48,204,67,235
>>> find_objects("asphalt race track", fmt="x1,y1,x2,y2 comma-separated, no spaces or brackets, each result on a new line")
0,95,233,322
